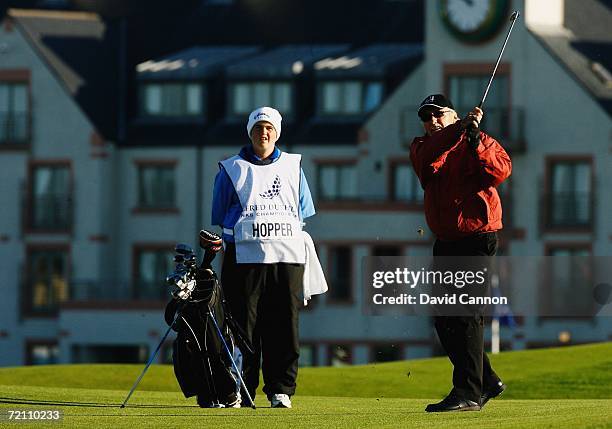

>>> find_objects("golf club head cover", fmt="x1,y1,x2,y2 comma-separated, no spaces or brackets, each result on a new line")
199,229,223,252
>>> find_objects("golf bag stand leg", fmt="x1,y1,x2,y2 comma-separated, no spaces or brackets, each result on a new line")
208,306,256,409
120,306,182,408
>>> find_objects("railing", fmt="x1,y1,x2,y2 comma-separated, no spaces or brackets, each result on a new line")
457,106,525,152
21,275,70,316
0,112,29,143
24,193,73,231
69,280,173,302
317,194,424,205
21,276,174,313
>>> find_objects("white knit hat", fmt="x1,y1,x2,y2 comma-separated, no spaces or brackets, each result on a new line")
246,106,282,139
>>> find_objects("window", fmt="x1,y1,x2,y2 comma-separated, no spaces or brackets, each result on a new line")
0,82,28,143
547,161,592,228
317,163,358,201
26,248,69,315
140,83,203,117
371,343,402,363
327,246,352,303
447,71,510,139
26,342,59,365
134,247,175,299
72,344,149,363
137,164,176,209
543,246,593,316
230,82,292,115
329,344,352,366
390,162,423,203
319,81,382,115
30,164,72,231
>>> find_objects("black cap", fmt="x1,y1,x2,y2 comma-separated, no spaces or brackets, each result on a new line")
418,94,454,114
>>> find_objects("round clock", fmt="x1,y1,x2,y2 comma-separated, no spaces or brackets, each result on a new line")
440,0,510,43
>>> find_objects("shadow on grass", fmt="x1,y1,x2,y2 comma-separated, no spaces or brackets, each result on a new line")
0,396,195,408
0,397,427,416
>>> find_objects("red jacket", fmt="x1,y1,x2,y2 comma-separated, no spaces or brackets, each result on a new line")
410,122,512,241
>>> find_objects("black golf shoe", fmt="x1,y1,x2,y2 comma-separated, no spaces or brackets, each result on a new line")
480,381,506,408
197,396,224,408
425,391,481,412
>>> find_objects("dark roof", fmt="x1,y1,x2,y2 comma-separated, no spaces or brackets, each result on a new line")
125,122,208,147
9,9,120,139
185,0,423,46
114,0,423,75
314,43,423,79
5,0,424,47
6,0,426,144
136,46,260,81
205,120,301,148
564,0,611,41
226,45,350,79
199,116,360,148
530,0,612,117
293,118,363,145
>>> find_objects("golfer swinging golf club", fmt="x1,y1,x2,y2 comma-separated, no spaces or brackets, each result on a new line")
212,106,316,408
410,94,511,412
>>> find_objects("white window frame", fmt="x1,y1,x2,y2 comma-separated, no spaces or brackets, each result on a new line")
318,81,383,116
229,81,293,116
140,82,204,118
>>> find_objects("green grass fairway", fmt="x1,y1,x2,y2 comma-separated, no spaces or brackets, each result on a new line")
1,343,611,428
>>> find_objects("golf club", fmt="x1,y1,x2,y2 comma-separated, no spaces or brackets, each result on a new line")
175,243,195,256
165,272,184,286
199,230,223,268
479,11,520,108
183,254,197,264
209,306,256,409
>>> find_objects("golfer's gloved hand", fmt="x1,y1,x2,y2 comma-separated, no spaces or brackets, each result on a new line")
461,107,483,150
461,107,483,130
467,126,481,150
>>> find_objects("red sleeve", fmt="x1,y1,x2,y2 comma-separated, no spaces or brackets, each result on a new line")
474,132,512,187
410,122,463,188
409,137,427,188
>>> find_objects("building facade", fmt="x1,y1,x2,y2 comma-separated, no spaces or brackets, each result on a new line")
0,0,610,367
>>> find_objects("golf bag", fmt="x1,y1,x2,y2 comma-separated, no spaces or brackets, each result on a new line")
164,232,253,407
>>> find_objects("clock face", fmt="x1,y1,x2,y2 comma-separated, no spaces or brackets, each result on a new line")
440,0,510,43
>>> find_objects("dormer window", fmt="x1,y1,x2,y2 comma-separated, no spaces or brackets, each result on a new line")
229,81,292,116
319,81,383,116
139,83,203,118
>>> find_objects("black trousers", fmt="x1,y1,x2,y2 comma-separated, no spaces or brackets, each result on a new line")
433,232,501,403
221,243,303,400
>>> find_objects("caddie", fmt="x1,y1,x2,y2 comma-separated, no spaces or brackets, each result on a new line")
212,106,316,408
